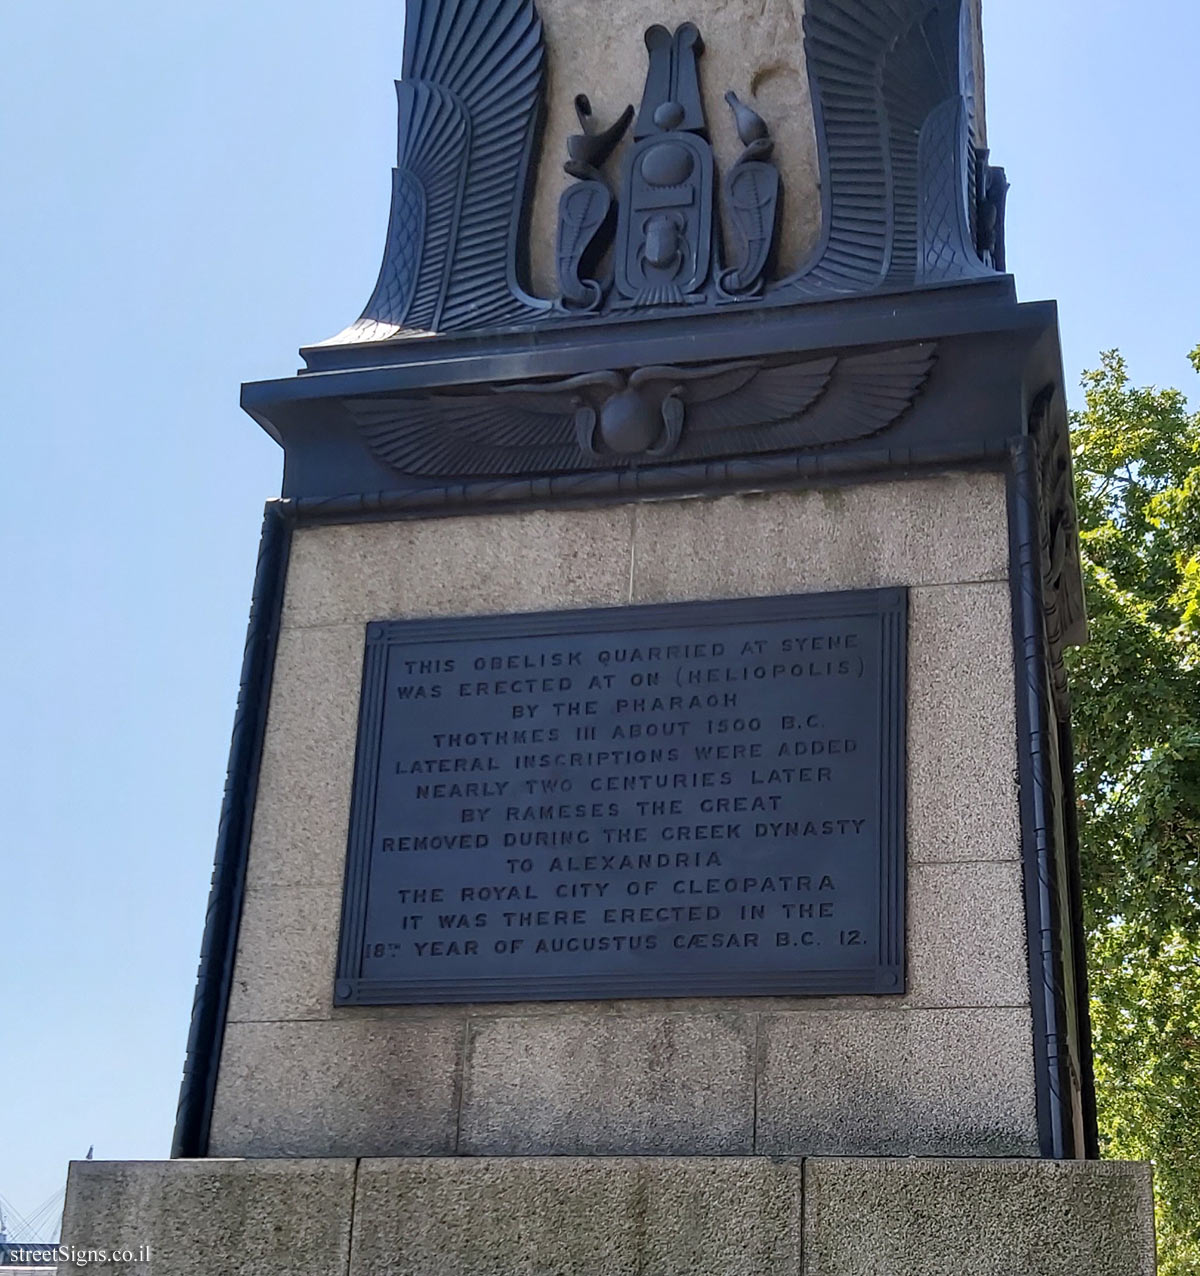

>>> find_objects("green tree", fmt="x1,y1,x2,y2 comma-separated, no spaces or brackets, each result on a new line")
1068,346,1200,1274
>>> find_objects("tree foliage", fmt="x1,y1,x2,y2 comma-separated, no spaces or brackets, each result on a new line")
1067,346,1200,1274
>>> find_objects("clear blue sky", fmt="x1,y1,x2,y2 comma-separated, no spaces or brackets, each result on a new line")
1,0,1196,1230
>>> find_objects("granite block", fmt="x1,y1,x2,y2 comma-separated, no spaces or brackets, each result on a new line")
226,885,340,1023
630,475,1009,605
245,623,362,890
756,1007,1039,1156
207,1019,461,1157
908,581,1021,863
803,1158,1157,1276
59,1158,355,1276
460,1011,755,1154
350,1156,805,1276
281,505,635,630
906,860,1029,1009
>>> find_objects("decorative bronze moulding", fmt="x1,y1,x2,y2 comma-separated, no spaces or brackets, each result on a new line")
337,0,1007,344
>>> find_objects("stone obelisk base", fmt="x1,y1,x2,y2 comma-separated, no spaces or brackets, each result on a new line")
62,1156,1154,1275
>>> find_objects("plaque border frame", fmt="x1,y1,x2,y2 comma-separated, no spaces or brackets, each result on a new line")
334,587,907,1006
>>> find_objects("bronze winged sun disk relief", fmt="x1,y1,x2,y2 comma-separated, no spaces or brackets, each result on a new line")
346,343,938,480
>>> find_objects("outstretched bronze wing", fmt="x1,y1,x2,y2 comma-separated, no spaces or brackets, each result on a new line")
809,343,939,442
346,373,621,478
630,343,936,460
333,0,548,343
783,0,991,297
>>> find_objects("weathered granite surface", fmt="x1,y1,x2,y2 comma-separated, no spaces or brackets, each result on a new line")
208,474,1033,1160
804,1158,1157,1276
353,1157,805,1276
757,1007,1038,1157
59,1159,355,1276
59,1157,1154,1276
459,1011,756,1155
208,1019,461,1158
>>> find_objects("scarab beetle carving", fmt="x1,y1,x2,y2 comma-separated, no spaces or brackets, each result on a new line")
613,24,716,306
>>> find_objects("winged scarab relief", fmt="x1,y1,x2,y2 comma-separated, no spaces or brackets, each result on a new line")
345,343,937,479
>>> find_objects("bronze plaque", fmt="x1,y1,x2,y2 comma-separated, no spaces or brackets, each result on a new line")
335,590,906,1004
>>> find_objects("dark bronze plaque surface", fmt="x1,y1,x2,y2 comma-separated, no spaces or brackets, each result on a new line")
335,590,906,1005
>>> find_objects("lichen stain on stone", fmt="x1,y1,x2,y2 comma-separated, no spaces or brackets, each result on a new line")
749,61,790,96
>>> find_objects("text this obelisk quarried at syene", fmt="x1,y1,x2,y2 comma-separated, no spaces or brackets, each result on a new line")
335,591,906,1004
